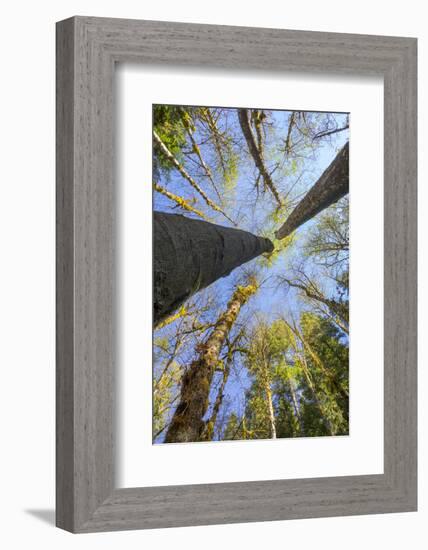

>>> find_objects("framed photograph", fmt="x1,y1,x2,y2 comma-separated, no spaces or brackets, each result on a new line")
56,16,417,532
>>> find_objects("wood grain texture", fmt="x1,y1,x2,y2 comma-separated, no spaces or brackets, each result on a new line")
56,18,75,532
56,16,417,533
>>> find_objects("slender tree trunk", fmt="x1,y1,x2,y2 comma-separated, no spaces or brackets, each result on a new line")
153,182,208,220
154,212,273,326
291,321,349,401
153,130,235,225
322,309,349,336
300,353,335,436
284,112,297,154
264,373,277,439
164,283,258,443
281,277,349,331
253,111,265,159
289,379,303,435
200,354,231,441
258,343,277,439
275,142,349,239
238,109,283,207
286,324,335,436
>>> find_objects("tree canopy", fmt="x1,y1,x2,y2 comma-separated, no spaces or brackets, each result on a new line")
152,104,349,443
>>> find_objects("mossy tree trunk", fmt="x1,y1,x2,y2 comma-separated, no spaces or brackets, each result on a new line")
199,352,231,441
164,283,257,443
153,182,208,220
275,142,349,239
154,212,273,326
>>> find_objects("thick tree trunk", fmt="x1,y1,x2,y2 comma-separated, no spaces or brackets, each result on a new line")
164,283,257,443
275,142,349,239
154,212,273,326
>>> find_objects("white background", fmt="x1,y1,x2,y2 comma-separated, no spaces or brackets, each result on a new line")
118,67,383,487
0,1,425,549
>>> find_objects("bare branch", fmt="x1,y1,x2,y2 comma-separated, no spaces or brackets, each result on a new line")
178,108,223,203
313,124,349,141
238,109,283,208
284,111,297,154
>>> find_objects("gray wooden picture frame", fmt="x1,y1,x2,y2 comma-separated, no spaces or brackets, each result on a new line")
56,16,417,533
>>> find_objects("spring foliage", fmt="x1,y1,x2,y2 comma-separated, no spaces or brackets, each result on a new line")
152,105,349,443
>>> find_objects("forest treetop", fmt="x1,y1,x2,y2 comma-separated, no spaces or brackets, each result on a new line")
152,104,349,444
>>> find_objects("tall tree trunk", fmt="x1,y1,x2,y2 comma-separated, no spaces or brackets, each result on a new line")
238,109,283,207
154,212,273,326
286,324,335,436
164,283,257,443
288,379,303,435
258,343,277,439
300,353,335,436
275,142,349,239
289,320,349,402
200,353,231,441
264,373,277,439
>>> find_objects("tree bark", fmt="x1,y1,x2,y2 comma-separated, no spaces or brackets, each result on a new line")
200,354,231,441
275,142,349,239
164,283,257,443
154,212,273,326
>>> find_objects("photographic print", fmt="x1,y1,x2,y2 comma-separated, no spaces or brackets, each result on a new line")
153,104,349,444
